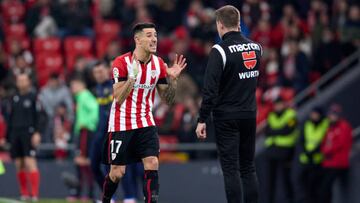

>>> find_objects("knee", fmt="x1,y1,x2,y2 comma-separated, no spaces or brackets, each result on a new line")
110,166,126,182
143,157,159,170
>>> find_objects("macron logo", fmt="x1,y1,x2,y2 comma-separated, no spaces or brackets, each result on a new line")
239,71,259,79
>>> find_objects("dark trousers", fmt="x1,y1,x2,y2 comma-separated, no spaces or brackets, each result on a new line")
214,118,259,203
318,168,347,203
263,157,293,203
293,164,323,203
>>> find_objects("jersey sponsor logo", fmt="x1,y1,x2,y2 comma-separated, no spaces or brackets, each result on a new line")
241,51,257,70
228,43,261,53
133,83,156,89
239,70,259,79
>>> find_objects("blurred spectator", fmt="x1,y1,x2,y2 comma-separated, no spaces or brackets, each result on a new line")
53,103,71,160
319,104,353,203
38,73,73,143
308,0,328,49
56,0,94,38
178,95,198,144
8,40,33,68
152,0,184,34
241,0,270,30
331,0,348,29
294,107,329,203
25,0,58,38
280,39,309,93
340,4,360,46
89,61,112,193
271,4,308,48
258,48,280,88
103,40,122,65
0,43,7,81
71,55,94,87
251,18,272,49
4,54,37,95
263,97,298,203
69,75,99,201
312,27,342,74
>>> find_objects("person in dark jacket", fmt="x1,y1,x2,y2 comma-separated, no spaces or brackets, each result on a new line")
319,104,352,203
6,73,46,201
196,5,262,203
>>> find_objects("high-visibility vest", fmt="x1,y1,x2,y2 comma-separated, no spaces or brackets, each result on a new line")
0,160,5,175
299,119,329,164
265,109,299,148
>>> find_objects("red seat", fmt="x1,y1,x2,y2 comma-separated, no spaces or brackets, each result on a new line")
33,37,61,54
35,53,64,86
4,23,27,38
1,0,25,23
5,37,30,52
95,20,120,41
64,37,92,56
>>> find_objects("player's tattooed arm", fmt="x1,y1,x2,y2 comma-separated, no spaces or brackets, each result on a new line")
113,79,136,105
157,79,177,105
157,54,186,105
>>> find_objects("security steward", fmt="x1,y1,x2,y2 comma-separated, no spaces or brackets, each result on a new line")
294,107,329,203
263,97,298,203
196,5,262,203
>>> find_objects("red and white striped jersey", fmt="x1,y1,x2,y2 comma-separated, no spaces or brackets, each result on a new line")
108,52,167,132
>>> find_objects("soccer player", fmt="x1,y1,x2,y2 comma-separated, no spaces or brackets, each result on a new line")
196,5,262,203
7,73,44,201
102,22,187,203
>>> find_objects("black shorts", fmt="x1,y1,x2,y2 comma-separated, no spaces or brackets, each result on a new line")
10,131,35,159
102,126,159,165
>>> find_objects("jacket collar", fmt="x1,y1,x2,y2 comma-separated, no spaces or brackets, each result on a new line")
222,31,240,40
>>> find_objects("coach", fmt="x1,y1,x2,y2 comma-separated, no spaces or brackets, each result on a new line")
196,5,262,203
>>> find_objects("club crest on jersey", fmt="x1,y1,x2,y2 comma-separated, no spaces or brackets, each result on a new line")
241,51,257,70
151,70,157,78
113,67,119,78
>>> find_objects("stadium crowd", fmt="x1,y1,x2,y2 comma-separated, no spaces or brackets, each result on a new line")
0,0,359,202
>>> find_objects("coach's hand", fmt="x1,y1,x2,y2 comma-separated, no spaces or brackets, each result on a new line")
31,132,41,148
196,123,207,140
167,54,187,80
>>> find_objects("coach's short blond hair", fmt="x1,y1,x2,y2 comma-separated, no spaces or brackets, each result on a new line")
215,5,240,29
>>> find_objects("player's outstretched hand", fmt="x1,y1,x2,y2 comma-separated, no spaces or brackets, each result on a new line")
196,123,207,140
167,54,187,80
128,56,139,79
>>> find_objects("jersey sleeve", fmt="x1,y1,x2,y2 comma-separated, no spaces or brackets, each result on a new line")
157,58,168,84
112,57,128,84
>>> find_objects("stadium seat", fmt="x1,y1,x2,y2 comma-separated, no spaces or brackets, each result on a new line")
95,20,120,41
95,37,110,58
1,0,25,23
5,36,30,52
4,23,27,38
33,37,61,54
64,37,92,56
35,53,64,86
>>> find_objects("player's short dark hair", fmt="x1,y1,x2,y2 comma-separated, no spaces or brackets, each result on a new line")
132,22,156,35
215,5,240,29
